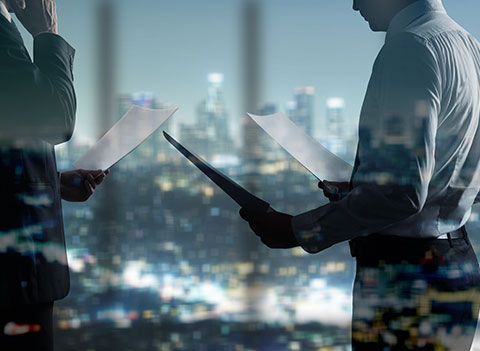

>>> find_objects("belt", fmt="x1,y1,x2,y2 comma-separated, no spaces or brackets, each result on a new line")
349,226,469,260
437,227,465,239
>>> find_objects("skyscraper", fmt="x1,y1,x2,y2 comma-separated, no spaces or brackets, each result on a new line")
242,0,263,165
325,97,348,158
179,73,234,159
291,87,315,136
97,0,116,140
93,0,121,304
198,73,231,147
241,0,264,324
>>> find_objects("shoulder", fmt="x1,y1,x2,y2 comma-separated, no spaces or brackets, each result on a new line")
381,32,432,58
375,32,438,74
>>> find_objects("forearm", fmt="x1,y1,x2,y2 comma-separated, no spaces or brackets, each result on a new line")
292,182,426,253
33,33,76,143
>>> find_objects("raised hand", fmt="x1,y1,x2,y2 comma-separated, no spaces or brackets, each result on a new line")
10,0,58,36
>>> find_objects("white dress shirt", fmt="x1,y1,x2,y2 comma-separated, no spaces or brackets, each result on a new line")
293,0,480,253
0,1,11,22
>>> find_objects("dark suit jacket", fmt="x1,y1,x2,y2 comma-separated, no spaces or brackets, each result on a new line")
0,15,76,307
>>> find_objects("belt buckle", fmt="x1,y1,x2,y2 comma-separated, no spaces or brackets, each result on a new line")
438,228,464,240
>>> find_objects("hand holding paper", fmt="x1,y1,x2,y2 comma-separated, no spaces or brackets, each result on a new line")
60,169,110,202
318,180,350,202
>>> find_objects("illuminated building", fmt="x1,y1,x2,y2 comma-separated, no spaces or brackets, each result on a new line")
291,86,315,136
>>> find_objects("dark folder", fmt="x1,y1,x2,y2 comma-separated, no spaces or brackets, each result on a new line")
163,131,271,213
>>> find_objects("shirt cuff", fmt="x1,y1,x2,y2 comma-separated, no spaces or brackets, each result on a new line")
34,31,58,37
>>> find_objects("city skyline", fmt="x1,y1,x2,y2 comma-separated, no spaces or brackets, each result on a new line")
16,0,480,142
66,72,352,151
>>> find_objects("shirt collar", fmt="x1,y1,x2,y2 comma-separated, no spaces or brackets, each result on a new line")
386,0,446,41
0,1,11,23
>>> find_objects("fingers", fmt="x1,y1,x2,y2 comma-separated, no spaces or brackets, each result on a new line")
94,170,109,184
80,169,109,184
16,0,26,9
240,208,297,249
239,208,251,221
318,180,348,188
84,179,94,197
323,180,343,186
318,180,338,193
86,173,97,190
10,0,25,17
240,208,272,236
319,180,345,201
239,208,263,222
318,181,337,200
83,172,102,200
248,221,270,237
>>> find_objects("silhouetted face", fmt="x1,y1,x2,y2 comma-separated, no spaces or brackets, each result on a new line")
353,0,412,31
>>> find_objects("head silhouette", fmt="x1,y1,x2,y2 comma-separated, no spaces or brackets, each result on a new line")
353,0,422,31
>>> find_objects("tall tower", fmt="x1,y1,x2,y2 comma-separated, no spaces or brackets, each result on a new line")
241,0,265,324
325,97,347,156
179,73,233,159
242,0,263,165
292,86,315,136
205,73,226,116
199,73,231,148
94,0,121,297
97,0,116,139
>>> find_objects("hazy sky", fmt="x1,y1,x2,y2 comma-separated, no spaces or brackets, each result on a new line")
18,0,480,141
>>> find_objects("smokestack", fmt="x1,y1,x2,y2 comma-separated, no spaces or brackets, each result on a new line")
95,0,120,283
97,0,116,137
242,0,264,166
241,0,265,323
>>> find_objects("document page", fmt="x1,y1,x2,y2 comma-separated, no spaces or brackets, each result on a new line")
74,105,178,171
248,112,353,182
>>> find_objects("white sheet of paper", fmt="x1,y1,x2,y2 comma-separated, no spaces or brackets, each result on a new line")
247,112,353,182
74,105,178,170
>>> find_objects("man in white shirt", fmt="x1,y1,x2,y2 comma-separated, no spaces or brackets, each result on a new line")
240,0,480,349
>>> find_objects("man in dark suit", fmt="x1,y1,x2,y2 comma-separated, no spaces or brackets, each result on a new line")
0,0,107,350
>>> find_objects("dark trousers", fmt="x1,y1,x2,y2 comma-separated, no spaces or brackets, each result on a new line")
350,228,480,351
0,301,54,351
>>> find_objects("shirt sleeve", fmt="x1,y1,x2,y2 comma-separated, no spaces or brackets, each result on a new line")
292,33,442,253
0,32,76,145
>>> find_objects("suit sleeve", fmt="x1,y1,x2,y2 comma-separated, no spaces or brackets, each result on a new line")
0,32,76,145
291,34,441,253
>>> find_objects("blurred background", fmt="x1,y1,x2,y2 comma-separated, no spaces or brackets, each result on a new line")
17,0,480,350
